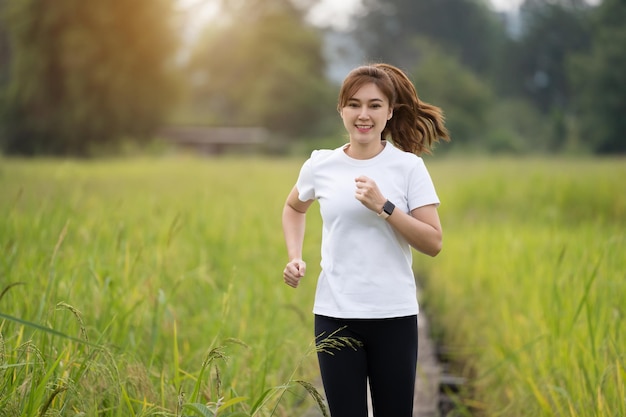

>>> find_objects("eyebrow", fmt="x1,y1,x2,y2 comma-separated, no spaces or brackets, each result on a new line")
347,97,384,103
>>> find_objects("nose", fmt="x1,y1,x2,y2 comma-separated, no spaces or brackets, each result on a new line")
358,105,369,119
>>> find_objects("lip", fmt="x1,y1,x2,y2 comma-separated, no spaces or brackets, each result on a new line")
355,124,373,133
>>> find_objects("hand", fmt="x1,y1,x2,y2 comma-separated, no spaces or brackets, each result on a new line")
354,175,386,213
283,258,306,288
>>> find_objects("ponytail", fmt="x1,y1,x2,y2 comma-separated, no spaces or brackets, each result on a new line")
373,63,450,155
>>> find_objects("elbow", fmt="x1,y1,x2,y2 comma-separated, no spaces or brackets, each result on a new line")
412,240,442,257
429,244,442,257
407,224,443,257
425,236,443,257
426,242,442,257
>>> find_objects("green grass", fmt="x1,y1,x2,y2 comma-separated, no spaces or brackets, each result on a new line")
0,155,624,416
0,156,325,416
418,157,626,416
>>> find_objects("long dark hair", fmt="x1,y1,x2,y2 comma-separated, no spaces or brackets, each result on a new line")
338,64,450,155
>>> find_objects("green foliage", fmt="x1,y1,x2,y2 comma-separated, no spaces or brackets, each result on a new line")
511,0,592,111
1,0,624,156
408,40,494,146
0,0,8,85
419,157,626,416
0,0,180,156
1,155,624,416
355,0,506,75
484,98,556,154
568,0,626,154
0,156,328,416
348,0,623,155
187,0,336,138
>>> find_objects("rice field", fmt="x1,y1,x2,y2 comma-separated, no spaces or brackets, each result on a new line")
0,155,624,416
0,156,324,417
418,157,626,416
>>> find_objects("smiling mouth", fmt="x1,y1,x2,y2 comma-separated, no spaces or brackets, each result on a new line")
356,124,373,130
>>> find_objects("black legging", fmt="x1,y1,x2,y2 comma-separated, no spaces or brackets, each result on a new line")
314,314,418,417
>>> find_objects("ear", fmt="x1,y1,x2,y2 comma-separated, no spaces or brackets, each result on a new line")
387,109,393,120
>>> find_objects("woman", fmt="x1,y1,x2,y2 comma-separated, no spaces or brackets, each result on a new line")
282,63,449,417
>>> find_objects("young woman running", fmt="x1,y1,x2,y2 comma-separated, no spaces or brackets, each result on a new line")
282,63,450,417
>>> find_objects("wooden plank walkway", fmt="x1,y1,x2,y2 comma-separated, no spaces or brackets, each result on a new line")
412,312,442,417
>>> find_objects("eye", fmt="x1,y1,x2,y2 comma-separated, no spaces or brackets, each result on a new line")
347,102,359,108
371,103,382,109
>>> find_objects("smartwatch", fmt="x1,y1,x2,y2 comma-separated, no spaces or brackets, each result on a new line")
377,200,395,220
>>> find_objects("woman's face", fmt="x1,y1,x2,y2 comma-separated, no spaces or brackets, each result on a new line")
340,82,393,146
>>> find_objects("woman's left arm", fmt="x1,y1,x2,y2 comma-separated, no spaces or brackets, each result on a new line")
355,175,443,256
386,204,442,257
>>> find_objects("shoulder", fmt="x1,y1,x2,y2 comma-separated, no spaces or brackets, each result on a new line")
310,148,335,161
386,142,425,166
307,146,343,166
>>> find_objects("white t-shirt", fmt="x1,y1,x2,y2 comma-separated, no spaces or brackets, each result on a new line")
296,142,440,319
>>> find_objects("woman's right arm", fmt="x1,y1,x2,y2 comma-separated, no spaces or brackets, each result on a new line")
282,186,314,288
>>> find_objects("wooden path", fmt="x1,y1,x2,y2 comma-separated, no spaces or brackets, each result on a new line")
412,312,443,416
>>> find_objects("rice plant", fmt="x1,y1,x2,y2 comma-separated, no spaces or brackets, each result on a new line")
1,155,623,416
0,156,323,416
419,157,626,416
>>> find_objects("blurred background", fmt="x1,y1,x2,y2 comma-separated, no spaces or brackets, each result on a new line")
0,0,624,157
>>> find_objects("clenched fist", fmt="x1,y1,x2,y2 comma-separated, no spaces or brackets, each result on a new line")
354,175,386,213
283,258,306,288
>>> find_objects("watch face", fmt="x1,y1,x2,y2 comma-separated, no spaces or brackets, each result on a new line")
383,200,395,215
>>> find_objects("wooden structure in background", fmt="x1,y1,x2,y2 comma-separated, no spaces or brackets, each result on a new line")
159,126,269,155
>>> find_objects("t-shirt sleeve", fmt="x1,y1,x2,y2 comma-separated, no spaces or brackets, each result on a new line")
408,158,440,210
296,157,316,202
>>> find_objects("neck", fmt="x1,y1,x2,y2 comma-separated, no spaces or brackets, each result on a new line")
345,140,385,160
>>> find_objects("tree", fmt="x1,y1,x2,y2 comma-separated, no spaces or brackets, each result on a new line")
408,39,494,148
187,0,335,138
353,0,508,77
508,0,592,112
0,0,8,85
1,0,179,156
569,0,626,154
0,0,11,144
